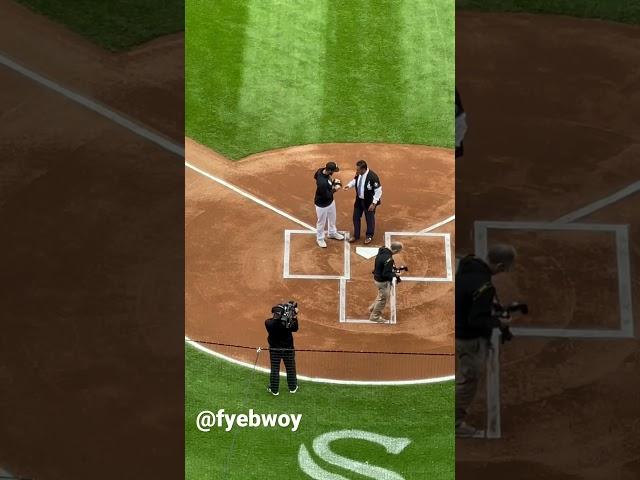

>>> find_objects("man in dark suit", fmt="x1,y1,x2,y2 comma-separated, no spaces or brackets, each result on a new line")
344,160,382,244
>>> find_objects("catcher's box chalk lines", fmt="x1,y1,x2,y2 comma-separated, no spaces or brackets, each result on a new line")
0,52,314,231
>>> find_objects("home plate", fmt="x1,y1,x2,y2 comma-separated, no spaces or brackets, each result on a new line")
355,247,379,259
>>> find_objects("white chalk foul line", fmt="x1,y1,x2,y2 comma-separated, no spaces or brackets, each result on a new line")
186,162,314,231
554,180,640,223
0,52,184,157
420,215,455,233
186,338,454,385
0,52,314,233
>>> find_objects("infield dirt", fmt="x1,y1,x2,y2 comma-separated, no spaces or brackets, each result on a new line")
185,139,455,381
456,11,640,479
1,3,183,479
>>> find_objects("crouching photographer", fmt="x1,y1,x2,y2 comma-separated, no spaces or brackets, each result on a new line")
265,301,299,395
455,244,517,438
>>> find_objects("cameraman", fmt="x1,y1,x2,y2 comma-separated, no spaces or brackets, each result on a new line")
455,244,516,438
265,302,299,395
369,242,403,323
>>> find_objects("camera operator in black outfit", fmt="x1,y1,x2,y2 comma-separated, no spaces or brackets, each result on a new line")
455,244,516,438
265,301,299,395
369,242,404,323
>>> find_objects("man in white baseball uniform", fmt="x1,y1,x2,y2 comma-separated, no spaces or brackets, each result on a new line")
313,162,344,248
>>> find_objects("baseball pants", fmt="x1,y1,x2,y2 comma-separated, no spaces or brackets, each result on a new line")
369,280,391,321
269,348,297,393
353,199,375,239
315,201,338,241
455,337,489,426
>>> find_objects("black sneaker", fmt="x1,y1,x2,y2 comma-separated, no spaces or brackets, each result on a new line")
289,386,299,394
267,386,279,396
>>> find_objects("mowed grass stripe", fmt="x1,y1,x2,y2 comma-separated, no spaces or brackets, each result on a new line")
401,0,454,147
320,0,405,143
185,346,454,479
186,0,249,157
237,0,329,158
186,0,454,159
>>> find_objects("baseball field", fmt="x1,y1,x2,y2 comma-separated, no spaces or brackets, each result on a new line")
185,0,455,478
456,2,640,479
186,346,453,479
186,0,454,160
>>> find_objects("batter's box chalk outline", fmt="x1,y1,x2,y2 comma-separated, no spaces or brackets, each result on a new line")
384,231,454,282
474,221,634,339
283,229,350,280
343,231,454,324
341,277,398,324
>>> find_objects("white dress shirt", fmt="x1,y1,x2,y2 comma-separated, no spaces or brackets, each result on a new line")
347,169,383,204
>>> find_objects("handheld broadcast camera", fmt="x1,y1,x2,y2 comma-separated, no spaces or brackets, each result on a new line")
493,301,528,344
271,300,299,329
392,265,408,283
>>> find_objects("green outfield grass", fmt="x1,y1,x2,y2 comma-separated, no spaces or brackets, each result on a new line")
186,345,454,479
15,0,184,51
456,0,640,24
186,0,454,159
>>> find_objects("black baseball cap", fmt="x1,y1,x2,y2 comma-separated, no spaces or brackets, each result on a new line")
325,161,339,172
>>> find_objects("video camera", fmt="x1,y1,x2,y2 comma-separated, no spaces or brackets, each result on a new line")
392,265,408,283
271,300,298,329
493,301,529,344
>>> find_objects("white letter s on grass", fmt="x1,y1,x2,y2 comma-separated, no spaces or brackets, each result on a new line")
298,429,411,480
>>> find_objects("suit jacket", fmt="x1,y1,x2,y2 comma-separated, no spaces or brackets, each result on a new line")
353,170,382,208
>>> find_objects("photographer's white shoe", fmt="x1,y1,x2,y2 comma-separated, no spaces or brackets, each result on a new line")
317,239,327,248
328,232,345,240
